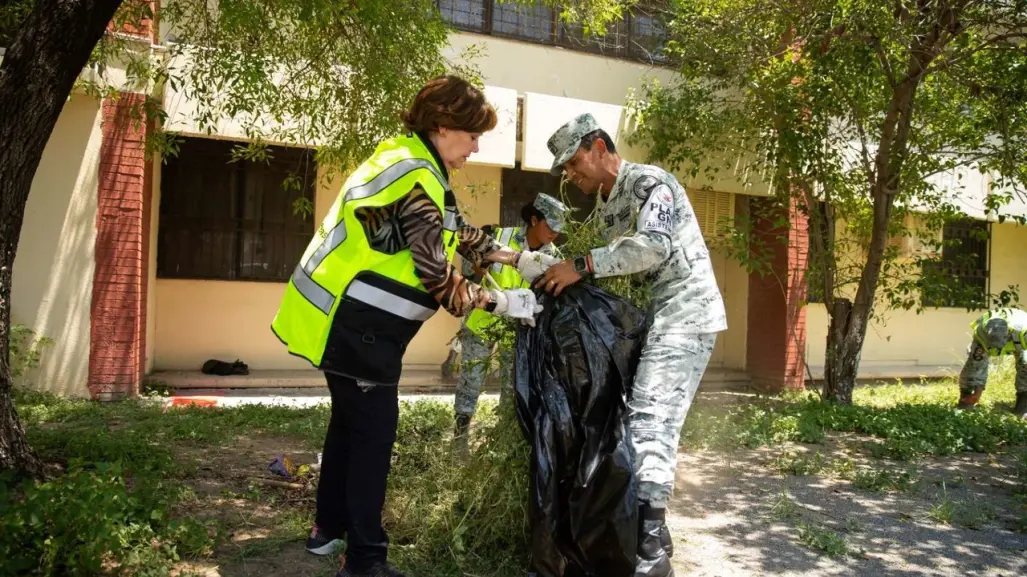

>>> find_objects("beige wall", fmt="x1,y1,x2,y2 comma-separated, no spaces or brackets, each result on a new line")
153,279,315,370
151,162,502,370
446,33,772,196
447,33,676,110
716,248,749,370
804,221,1027,375
11,95,102,397
145,155,160,374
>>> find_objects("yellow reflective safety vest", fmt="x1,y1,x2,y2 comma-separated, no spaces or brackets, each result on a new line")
271,132,458,385
971,308,1027,356
465,227,530,339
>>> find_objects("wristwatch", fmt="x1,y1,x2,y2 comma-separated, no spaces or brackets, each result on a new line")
573,255,593,277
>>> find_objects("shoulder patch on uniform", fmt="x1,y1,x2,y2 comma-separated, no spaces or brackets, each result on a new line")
639,183,675,235
632,175,661,200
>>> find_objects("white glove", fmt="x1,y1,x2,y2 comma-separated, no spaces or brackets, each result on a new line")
490,289,544,327
516,250,562,283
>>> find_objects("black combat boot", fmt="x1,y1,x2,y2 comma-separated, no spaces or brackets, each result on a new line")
956,386,985,410
1013,392,1027,419
635,503,674,577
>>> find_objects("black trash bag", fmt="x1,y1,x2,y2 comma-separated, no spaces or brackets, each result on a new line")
514,283,648,577
200,359,249,376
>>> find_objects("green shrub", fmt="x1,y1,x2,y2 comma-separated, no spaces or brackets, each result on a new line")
0,462,212,577
8,324,54,379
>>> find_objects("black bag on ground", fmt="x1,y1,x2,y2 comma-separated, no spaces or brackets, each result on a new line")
200,359,249,376
514,283,648,577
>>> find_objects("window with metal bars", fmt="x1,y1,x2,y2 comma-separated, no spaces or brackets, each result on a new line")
436,0,671,65
921,217,990,309
157,137,316,282
438,0,489,32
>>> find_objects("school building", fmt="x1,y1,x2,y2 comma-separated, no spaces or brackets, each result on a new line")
10,1,1027,398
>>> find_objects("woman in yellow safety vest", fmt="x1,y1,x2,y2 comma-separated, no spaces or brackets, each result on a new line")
271,75,557,577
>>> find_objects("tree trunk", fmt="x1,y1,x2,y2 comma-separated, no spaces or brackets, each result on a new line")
823,298,863,404
0,241,43,477
0,0,125,477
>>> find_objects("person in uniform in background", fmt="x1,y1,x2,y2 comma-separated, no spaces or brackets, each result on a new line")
535,113,728,577
452,194,570,456
439,225,496,381
956,307,1027,418
272,75,545,577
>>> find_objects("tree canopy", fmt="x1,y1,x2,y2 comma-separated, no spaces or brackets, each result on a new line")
0,0,634,475
629,0,1027,401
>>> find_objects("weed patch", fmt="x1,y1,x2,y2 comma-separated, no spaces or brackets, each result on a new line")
927,486,998,530
849,466,919,493
771,451,830,476
796,521,848,557
4,389,531,577
683,377,1027,460
1015,450,1027,495
763,491,799,521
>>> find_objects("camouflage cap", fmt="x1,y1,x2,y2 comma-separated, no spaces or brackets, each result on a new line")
533,193,571,233
978,317,1011,350
546,113,602,176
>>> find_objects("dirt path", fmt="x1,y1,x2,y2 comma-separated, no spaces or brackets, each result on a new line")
171,436,337,577
669,447,1027,576
167,431,1026,577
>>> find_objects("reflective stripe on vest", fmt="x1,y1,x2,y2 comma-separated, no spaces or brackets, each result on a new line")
291,264,335,315
345,279,435,322
289,158,451,314
444,208,458,232
301,158,450,280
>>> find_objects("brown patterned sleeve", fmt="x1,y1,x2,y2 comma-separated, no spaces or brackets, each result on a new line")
454,211,502,268
397,187,486,316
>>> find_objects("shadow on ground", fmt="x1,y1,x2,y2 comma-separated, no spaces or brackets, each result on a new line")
669,445,1027,577
171,436,337,577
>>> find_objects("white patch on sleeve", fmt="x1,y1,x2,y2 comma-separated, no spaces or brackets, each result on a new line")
638,184,674,235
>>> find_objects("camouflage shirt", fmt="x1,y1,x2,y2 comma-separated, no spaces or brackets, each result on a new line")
589,160,727,335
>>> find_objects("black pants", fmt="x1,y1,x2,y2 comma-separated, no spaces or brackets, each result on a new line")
316,373,399,571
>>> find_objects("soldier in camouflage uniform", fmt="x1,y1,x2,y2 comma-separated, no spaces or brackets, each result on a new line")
452,194,570,456
528,113,728,577
956,307,1027,418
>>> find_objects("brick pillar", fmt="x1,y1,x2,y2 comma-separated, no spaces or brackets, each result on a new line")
745,197,809,392
90,94,152,399
108,1,159,42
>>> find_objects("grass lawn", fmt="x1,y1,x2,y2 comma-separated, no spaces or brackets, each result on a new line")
2,360,1025,576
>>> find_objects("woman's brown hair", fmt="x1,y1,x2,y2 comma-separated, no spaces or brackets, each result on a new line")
401,75,497,135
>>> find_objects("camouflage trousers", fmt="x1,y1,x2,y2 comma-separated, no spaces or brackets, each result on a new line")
958,340,1027,393
629,332,717,509
453,329,514,418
